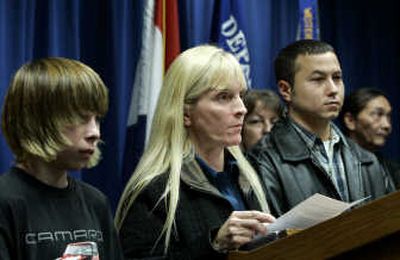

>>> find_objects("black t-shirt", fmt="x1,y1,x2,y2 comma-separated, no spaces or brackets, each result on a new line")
0,167,123,260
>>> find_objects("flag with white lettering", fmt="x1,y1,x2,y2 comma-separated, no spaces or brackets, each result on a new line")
212,0,252,87
297,0,320,40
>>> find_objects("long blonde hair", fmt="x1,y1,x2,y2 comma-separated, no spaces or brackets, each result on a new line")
115,45,268,252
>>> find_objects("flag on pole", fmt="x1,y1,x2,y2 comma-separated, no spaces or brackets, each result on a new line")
164,0,181,69
212,0,252,87
297,0,320,40
123,0,180,182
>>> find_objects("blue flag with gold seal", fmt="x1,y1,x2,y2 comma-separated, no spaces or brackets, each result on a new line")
297,0,320,40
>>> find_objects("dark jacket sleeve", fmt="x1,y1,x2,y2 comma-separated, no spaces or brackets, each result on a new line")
119,187,188,260
119,180,227,260
120,192,165,259
247,146,288,217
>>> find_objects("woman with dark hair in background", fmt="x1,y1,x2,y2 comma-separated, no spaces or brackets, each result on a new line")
241,89,283,152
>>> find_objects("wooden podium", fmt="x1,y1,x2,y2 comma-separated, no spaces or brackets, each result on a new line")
228,191,400,260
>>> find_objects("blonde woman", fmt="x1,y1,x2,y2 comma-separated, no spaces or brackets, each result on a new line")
115,45,275,259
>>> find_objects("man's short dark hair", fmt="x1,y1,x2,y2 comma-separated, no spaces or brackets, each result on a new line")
274,40,335,86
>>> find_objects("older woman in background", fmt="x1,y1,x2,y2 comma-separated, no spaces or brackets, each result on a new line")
341,88,392,152
241,89,283,151
340,87,398,189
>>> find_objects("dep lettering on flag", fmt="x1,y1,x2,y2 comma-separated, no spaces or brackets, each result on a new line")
297,0,320,40
213,0,252,87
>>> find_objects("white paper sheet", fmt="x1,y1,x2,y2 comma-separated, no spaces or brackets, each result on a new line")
266,193,369,233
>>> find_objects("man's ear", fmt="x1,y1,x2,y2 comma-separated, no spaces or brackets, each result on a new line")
183,104,192,127
278,80,292,103
343,112,356,131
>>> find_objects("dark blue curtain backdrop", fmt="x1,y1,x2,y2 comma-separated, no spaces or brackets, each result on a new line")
319,0,400,160
2,0,397,211
178,0,298,89
0,0,144,210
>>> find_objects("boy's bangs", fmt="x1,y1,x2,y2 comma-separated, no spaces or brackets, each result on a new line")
52,70,109,125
